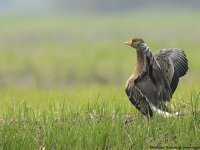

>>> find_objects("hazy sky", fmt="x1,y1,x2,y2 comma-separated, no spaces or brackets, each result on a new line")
1,0,200,16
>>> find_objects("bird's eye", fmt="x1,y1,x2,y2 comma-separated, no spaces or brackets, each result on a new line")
132,39,136,43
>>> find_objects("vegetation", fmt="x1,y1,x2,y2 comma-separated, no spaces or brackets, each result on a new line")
0,11,200,149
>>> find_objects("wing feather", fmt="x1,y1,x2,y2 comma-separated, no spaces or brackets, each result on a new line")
135,72,169,112
125,77,153,116
155,48,188,95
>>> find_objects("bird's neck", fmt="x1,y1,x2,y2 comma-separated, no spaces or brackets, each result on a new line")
132,49,145,79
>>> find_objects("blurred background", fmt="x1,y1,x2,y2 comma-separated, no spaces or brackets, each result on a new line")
0,0,200,89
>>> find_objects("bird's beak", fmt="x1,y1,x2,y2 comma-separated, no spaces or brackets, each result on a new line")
124,40,132,46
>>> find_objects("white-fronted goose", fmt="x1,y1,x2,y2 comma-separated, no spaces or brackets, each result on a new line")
124,38,188,118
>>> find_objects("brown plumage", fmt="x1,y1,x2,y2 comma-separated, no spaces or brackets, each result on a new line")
124,38,188,118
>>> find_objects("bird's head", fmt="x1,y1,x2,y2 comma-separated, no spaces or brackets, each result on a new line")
124,38,144,49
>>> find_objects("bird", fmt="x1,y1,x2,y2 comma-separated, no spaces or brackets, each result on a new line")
124,38,188,118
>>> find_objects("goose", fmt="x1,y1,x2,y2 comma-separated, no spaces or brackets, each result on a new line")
124,38,188,118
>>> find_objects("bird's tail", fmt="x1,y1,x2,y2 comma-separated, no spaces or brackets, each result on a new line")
149,103,182,118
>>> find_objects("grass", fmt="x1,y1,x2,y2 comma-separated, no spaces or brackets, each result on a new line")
0,87,199,149
0,11,200,149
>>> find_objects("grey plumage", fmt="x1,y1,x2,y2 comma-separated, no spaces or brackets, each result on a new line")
124,38,188,118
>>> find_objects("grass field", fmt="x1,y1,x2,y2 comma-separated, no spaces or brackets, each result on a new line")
0,11,200,149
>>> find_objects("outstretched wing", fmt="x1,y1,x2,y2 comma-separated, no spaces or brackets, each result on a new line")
155,48,188,95
125,76,153,117
138,43,172,102
134,72,169,111
134,72,156,105
125,71,169,117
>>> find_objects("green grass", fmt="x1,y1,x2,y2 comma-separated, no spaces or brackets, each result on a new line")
0,87,199,149
0,11,200,149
